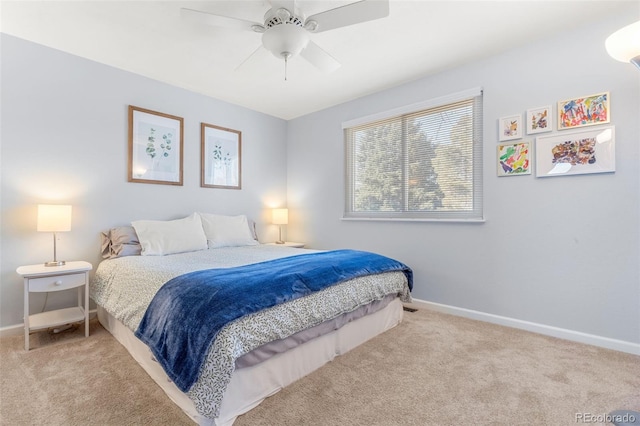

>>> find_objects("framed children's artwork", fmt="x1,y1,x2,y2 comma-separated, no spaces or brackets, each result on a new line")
128,105,184,185
201,122,242,189
526,105,552,134
557,92,610,130
497,142,532,176
498,114,523,141
535,126,615,178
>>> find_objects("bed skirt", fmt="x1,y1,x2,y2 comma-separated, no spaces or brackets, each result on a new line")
97,297,404,425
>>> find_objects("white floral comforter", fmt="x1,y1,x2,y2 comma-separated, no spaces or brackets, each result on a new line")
90,245,411,419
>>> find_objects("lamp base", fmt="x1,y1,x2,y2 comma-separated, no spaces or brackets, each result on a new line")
275,241,285,244
44,260,66,267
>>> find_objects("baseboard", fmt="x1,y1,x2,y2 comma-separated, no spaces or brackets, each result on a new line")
0,324,23,338
409,298,640,356
0,309,99,339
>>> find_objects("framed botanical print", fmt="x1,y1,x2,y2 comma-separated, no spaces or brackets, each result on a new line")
201,123,242,189
128,105,184,185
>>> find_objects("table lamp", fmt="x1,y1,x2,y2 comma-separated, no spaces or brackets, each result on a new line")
37,204,72,266
271,208,288,244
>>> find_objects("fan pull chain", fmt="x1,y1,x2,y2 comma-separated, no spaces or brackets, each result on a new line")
285,55,287,81
282,52,291,81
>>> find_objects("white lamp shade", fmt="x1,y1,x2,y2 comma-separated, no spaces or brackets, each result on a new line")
605,20,640,64
37,204,72,232
272,208,289,225
262,24,310,59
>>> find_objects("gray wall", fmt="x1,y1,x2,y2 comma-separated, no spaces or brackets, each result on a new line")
1,34,288,327
285,10,640,344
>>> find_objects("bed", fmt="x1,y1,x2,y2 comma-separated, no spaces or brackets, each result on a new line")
91,213,412,425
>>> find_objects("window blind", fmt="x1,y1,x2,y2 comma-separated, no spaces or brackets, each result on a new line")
344,90,483,221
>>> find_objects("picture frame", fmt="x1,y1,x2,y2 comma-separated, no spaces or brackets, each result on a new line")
128,105,184,185
201,123,242,189
498,114,523,141
535,126,615,178
497,142,532,176
558,92,610,130
526,105,552,135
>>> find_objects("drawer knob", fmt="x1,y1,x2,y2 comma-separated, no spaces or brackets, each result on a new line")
54,280,63,286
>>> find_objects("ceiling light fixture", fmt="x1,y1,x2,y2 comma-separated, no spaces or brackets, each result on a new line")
605,20,640,70
260,9,310,80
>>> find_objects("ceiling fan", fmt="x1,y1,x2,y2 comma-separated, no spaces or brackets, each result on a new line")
181,0,390,78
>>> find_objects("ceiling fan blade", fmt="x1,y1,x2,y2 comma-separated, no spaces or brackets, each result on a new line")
234,45,267,71
300,41,341,73
269,0,296,13
306,0,389,33
180,8,259,31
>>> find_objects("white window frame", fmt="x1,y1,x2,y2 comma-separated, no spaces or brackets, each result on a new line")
343,87,484,222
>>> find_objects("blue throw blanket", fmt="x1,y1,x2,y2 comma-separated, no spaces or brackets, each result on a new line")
134,249,413,392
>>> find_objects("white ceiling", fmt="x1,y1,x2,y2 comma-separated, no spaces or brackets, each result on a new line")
1,1,634,120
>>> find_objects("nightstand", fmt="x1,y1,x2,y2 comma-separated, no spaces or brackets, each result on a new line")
17,261,92,350
265,242,305,248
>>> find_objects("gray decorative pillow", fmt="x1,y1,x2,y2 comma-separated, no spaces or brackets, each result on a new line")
247,219,259,241
100,226,142,259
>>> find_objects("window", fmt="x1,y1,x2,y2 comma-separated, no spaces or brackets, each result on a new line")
344,88,483,221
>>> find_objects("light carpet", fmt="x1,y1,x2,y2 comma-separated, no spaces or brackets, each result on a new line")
1,309,638,425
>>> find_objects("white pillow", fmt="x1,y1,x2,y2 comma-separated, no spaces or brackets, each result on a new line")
198,213,259,249
131,213,208,256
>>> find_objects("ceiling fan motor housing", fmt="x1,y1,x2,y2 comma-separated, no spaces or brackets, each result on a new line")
264,8,304,29
261,8,310,59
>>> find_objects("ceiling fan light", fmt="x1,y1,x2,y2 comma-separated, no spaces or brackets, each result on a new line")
605,20,640,69
262,24,310,59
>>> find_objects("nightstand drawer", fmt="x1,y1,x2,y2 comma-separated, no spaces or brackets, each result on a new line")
28,273,86,292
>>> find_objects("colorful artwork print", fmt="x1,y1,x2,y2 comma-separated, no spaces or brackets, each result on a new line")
558,92,609,129
551,138,596,166
505,121,518,137
497,142,531,176
498,114,522,141
530,111,547,131
535,126,615,178
526,106,552,134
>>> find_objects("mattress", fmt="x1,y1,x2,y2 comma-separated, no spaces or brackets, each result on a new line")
91,245,411,424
